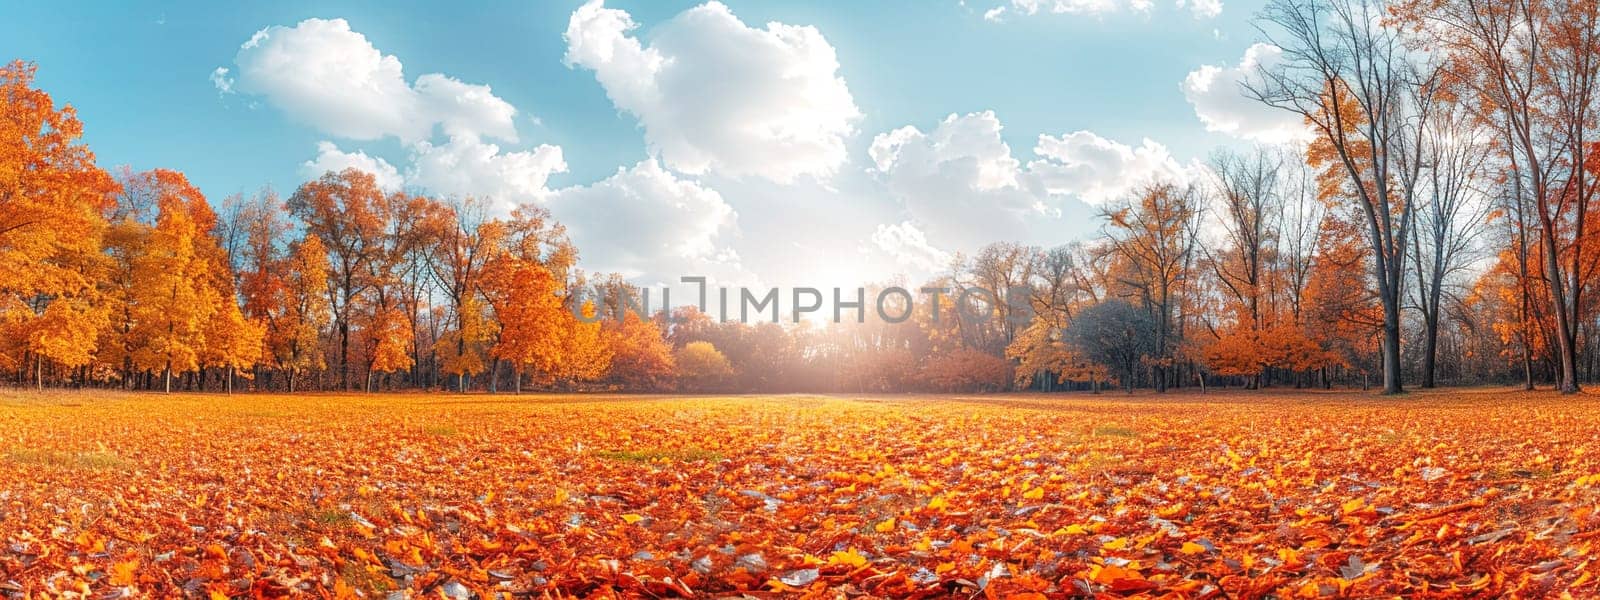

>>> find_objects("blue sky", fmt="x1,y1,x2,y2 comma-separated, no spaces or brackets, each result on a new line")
3,0,1290,289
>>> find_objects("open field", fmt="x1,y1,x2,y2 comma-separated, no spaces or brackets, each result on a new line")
1,390,1598,598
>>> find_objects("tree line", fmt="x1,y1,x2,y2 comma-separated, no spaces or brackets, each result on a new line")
1016,0,1600,395
4,0,1600,395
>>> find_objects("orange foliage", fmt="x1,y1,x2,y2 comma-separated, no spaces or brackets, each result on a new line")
482,245,566,385
0,60,118,378
1204,324,1331,377
603,312,676,391
0,390,1595,597
675,341,731,391
920,348,1013,392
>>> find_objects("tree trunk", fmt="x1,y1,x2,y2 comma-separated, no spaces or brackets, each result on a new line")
1522,348,1534,391
339,318,351,391
1381,302,1402,395
1539,212,1581,393
1421,311,1439,389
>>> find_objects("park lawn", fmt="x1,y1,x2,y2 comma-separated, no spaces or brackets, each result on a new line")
0,389,1597,598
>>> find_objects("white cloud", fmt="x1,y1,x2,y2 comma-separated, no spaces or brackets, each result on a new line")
1008,0,1154,16
564,0,860,183
870,111,1190,251
230,17,577,215
224,18,518,143
994,0,1219,19
701,172,907,290
872,221,950,272
870,111,1057,249
210,67,234,94
549,159,741,281
870,111,1021,192
406,136,567,213
1176,0,1223,18
302,141,404,191
229,18,421,140
414,74,520,143
1029,130,1196,204
1181,43,1312,144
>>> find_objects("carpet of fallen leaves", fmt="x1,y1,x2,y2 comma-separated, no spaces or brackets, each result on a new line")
2,389,1599,599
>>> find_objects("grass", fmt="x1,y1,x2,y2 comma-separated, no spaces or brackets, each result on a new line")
338,561,394,594
1091,425,1140,438
5,448,127,470
237,409,289,418
421,424,459,437
594,447,724,462
311,509,354,527
1484,464,1557,480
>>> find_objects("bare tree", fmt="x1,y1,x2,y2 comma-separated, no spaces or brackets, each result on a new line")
954,242,1041,352
1277,149,1324,324
1246,0,1437,393
1408,104,1492,387
1205,148,1282,333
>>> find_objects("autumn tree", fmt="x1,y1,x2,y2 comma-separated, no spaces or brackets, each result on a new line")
202,299,265,393
1207,149,1280,332
551,299,611,388
1303,210,1381,385
435,296,497,391
476,205,579,392
1469,243,1550,386
1006,319,1081,390
1396,0,1600,393
178,184,266,391
0,60,117,386
482,235,564,392
1101,182,1201,392
357,192,427,391
1202,149,1284,386
603,311,675,391
675,341,732,392
235,188,285,328
420,197,502,390
96,169,158,387
1007,245,1106,390
129,171,212,393
287,168,390,390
